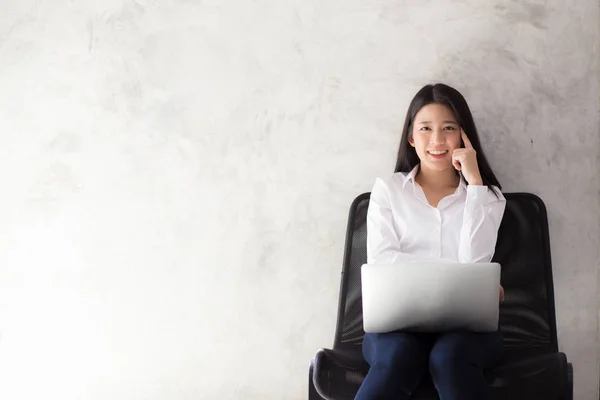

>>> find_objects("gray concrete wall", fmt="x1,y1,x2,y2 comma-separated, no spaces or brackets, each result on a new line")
0,0,598,399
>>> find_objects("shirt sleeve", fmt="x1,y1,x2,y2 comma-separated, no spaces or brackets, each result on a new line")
366,177,453,265
458,185,507,263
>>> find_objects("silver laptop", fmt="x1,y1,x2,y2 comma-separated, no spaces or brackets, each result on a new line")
361,262,501,333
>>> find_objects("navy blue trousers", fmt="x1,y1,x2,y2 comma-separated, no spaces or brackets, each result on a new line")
355,330,503,400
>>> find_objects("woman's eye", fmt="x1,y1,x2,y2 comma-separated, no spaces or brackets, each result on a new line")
420,127,430,131
444,126,456,130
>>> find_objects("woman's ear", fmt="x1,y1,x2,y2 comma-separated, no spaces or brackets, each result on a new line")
408,137,415,147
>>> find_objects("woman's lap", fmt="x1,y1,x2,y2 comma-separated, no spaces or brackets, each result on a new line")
357,330,503,399
430,330,504,369
363,330,503,368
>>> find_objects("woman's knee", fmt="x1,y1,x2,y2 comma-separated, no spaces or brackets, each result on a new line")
429,331,503,374
369,333,424,368
428,333,466,373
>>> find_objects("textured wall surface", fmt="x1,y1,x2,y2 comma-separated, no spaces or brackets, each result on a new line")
0,1,598,399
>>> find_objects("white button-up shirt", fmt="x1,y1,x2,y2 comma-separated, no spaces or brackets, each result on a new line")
367,166,506,264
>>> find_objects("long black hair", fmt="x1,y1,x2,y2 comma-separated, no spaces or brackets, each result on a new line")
395,83,502,191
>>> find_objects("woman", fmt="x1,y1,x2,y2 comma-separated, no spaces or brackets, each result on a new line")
355,84,506,400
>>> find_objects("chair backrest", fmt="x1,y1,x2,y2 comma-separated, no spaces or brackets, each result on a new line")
332,192,559,358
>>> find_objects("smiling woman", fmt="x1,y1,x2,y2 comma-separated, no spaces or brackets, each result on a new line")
356,84,507,400
394,84,501,195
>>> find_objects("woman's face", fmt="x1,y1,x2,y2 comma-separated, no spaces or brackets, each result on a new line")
409,103,462,172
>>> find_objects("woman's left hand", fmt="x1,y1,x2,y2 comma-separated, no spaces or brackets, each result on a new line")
452,129,483,186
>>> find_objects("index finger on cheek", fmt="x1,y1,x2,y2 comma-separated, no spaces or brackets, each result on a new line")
461,130,473,148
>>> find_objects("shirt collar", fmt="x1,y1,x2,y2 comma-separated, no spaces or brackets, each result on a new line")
402,164,468,194
456,173,467,194
402,165,420,188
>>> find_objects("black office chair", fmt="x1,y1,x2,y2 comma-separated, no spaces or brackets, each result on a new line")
309,192,573,400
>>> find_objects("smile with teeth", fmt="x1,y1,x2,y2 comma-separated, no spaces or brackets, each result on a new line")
428,150,448,155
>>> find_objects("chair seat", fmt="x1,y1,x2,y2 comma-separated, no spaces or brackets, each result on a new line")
311,347,571,400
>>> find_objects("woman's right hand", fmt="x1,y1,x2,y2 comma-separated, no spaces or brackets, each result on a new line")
500,285,505,302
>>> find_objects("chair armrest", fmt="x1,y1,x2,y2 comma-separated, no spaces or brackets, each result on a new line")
308,358,325,400
489,352,571,400
311,348,368,400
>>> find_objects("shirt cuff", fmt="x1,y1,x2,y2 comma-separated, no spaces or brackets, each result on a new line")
466,184,490,204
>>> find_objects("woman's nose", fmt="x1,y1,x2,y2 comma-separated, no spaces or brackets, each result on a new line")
430,130,445,144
